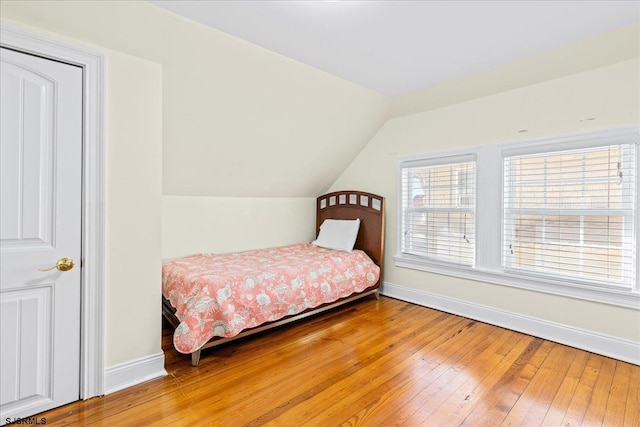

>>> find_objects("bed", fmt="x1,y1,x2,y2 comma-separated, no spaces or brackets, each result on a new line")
162,190,385,366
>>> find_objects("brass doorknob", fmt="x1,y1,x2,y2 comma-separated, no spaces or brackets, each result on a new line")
39,257,75,272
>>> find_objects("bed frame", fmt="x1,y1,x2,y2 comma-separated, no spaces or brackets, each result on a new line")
162,190,385,366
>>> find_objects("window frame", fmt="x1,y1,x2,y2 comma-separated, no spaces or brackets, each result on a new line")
394,127,639,309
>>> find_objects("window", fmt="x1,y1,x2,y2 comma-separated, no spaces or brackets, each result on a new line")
399,156,475,265
504,144,636,288
395,128,639,307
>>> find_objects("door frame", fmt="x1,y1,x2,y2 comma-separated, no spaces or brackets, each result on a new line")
1,24,105,399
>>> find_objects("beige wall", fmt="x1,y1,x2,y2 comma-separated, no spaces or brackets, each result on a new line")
104,50,163,366
332,58,640,342
162,196,315,259
0,0,390,198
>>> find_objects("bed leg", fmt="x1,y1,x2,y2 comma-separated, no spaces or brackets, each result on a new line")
374,290,380,300
191,350,202,367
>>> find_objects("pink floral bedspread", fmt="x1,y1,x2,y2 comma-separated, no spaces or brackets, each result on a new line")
162,243,380,354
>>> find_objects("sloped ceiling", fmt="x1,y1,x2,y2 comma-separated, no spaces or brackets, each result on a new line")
1,1,638,198
0,1,390,197
149,0,639,97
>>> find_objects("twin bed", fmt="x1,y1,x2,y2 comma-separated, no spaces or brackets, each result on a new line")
162,190,385,366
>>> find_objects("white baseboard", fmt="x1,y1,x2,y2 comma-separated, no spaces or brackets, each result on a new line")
104,352,167,395
381,281,640,365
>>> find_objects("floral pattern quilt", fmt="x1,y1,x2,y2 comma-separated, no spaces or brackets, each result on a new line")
162,243,380,354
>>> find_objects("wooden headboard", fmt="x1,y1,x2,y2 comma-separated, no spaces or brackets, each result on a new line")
316,191,385,282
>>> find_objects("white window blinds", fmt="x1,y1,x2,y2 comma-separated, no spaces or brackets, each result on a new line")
503,144,636,288
400,158,476,265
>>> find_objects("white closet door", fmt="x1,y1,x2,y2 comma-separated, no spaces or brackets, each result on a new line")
0,47,82,423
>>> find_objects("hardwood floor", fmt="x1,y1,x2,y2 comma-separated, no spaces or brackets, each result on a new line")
34,296,639,426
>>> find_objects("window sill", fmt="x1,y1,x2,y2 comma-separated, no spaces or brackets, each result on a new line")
394,254,640,309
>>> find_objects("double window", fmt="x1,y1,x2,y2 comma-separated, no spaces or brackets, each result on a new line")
396,128,638,305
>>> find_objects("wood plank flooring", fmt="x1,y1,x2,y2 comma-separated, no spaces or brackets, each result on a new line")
33,296,639,426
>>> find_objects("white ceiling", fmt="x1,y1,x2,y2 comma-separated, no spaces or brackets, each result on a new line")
148,0,639,97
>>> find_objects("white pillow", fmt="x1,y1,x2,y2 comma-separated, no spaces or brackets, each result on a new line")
312,218,361,252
